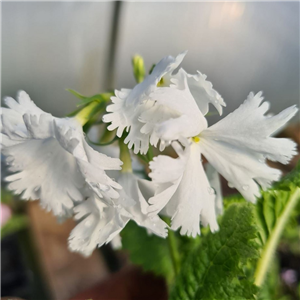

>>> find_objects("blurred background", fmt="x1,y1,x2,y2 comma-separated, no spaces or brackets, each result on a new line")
1,2,300,300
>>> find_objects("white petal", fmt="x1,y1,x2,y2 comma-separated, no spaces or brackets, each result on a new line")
1,109,29,140
149,142,218,237
2,92,122,217
5,136,84,216
68,197,130,257
205,162,223,216
170,68,226,115
202,92,298,164
117,173,168,237
4,91,44,116
83,139,122,171
126,51,187,106
140,104,180,148
199,92,297,203
69,173,168,257
103,89,151,154
110,234,122,250
23,113,53,139
200,93,297,202
141,77,207,142
103,52,188,153
200,139,278,203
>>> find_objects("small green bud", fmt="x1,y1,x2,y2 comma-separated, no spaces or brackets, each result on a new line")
132,55,146,83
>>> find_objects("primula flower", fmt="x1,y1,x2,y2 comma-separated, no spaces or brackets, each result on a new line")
148,92,298,237
1,91,122,217
68,172,168,256
103,51,225,154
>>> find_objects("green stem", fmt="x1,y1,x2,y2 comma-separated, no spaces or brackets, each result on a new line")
100,129,117,144
146,144,154,162
75,101,100,126
87,135,118,146
254,187,300,286
119,137,132,173
167,229,180,277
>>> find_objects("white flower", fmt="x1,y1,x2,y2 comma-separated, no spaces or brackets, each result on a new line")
68,172,168,256
103,51,225,154
164,68,226,115
148,141,219,237
148,92,298,236
1,91,122,217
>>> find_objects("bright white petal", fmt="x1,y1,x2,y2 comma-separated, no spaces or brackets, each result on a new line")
68,196,130,257
169,68,226,115
118,173,168,237
126,51,187,106
103,89,151,154
103,52,188,153
140,104,180,148
4,91,44,116
149,142,218,237
141,75,207,143
69,173,168,257
202,92,298,164
4,136,84,216
2,92,122,217
200,92,297,203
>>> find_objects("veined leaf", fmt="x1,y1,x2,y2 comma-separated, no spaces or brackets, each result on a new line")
253,162,300,288
170,203,260,300
121,221,174,283
254,190,300,287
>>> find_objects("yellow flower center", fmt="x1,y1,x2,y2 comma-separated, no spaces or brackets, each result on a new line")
193,136,200,143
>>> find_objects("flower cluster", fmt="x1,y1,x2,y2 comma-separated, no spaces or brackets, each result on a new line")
1,52,297,256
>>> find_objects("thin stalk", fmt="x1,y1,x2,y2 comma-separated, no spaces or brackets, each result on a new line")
75,101,100,126
254,187,300,286
104,1,122,90
146,144,154,162
119,136,132,173
167,229,180,276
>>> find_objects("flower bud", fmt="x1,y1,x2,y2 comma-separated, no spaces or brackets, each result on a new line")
132,55,146,83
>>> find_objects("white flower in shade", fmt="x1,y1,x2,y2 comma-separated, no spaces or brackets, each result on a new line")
68,172,168,256
103,51,225,154
205,163,223,216
1,91,122,217
148,92,298,237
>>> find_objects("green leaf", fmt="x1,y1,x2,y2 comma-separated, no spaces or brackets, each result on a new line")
252,162,300,287
257,258,292,300
66,88,86,100
121,221,174,283
170,203,260,300
66,89,113,107
274,160,300,191
254,187,300,287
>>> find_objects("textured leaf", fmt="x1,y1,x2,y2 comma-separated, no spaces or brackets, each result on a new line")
253,163,300,288
170,203,260,300
121,221,174,283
